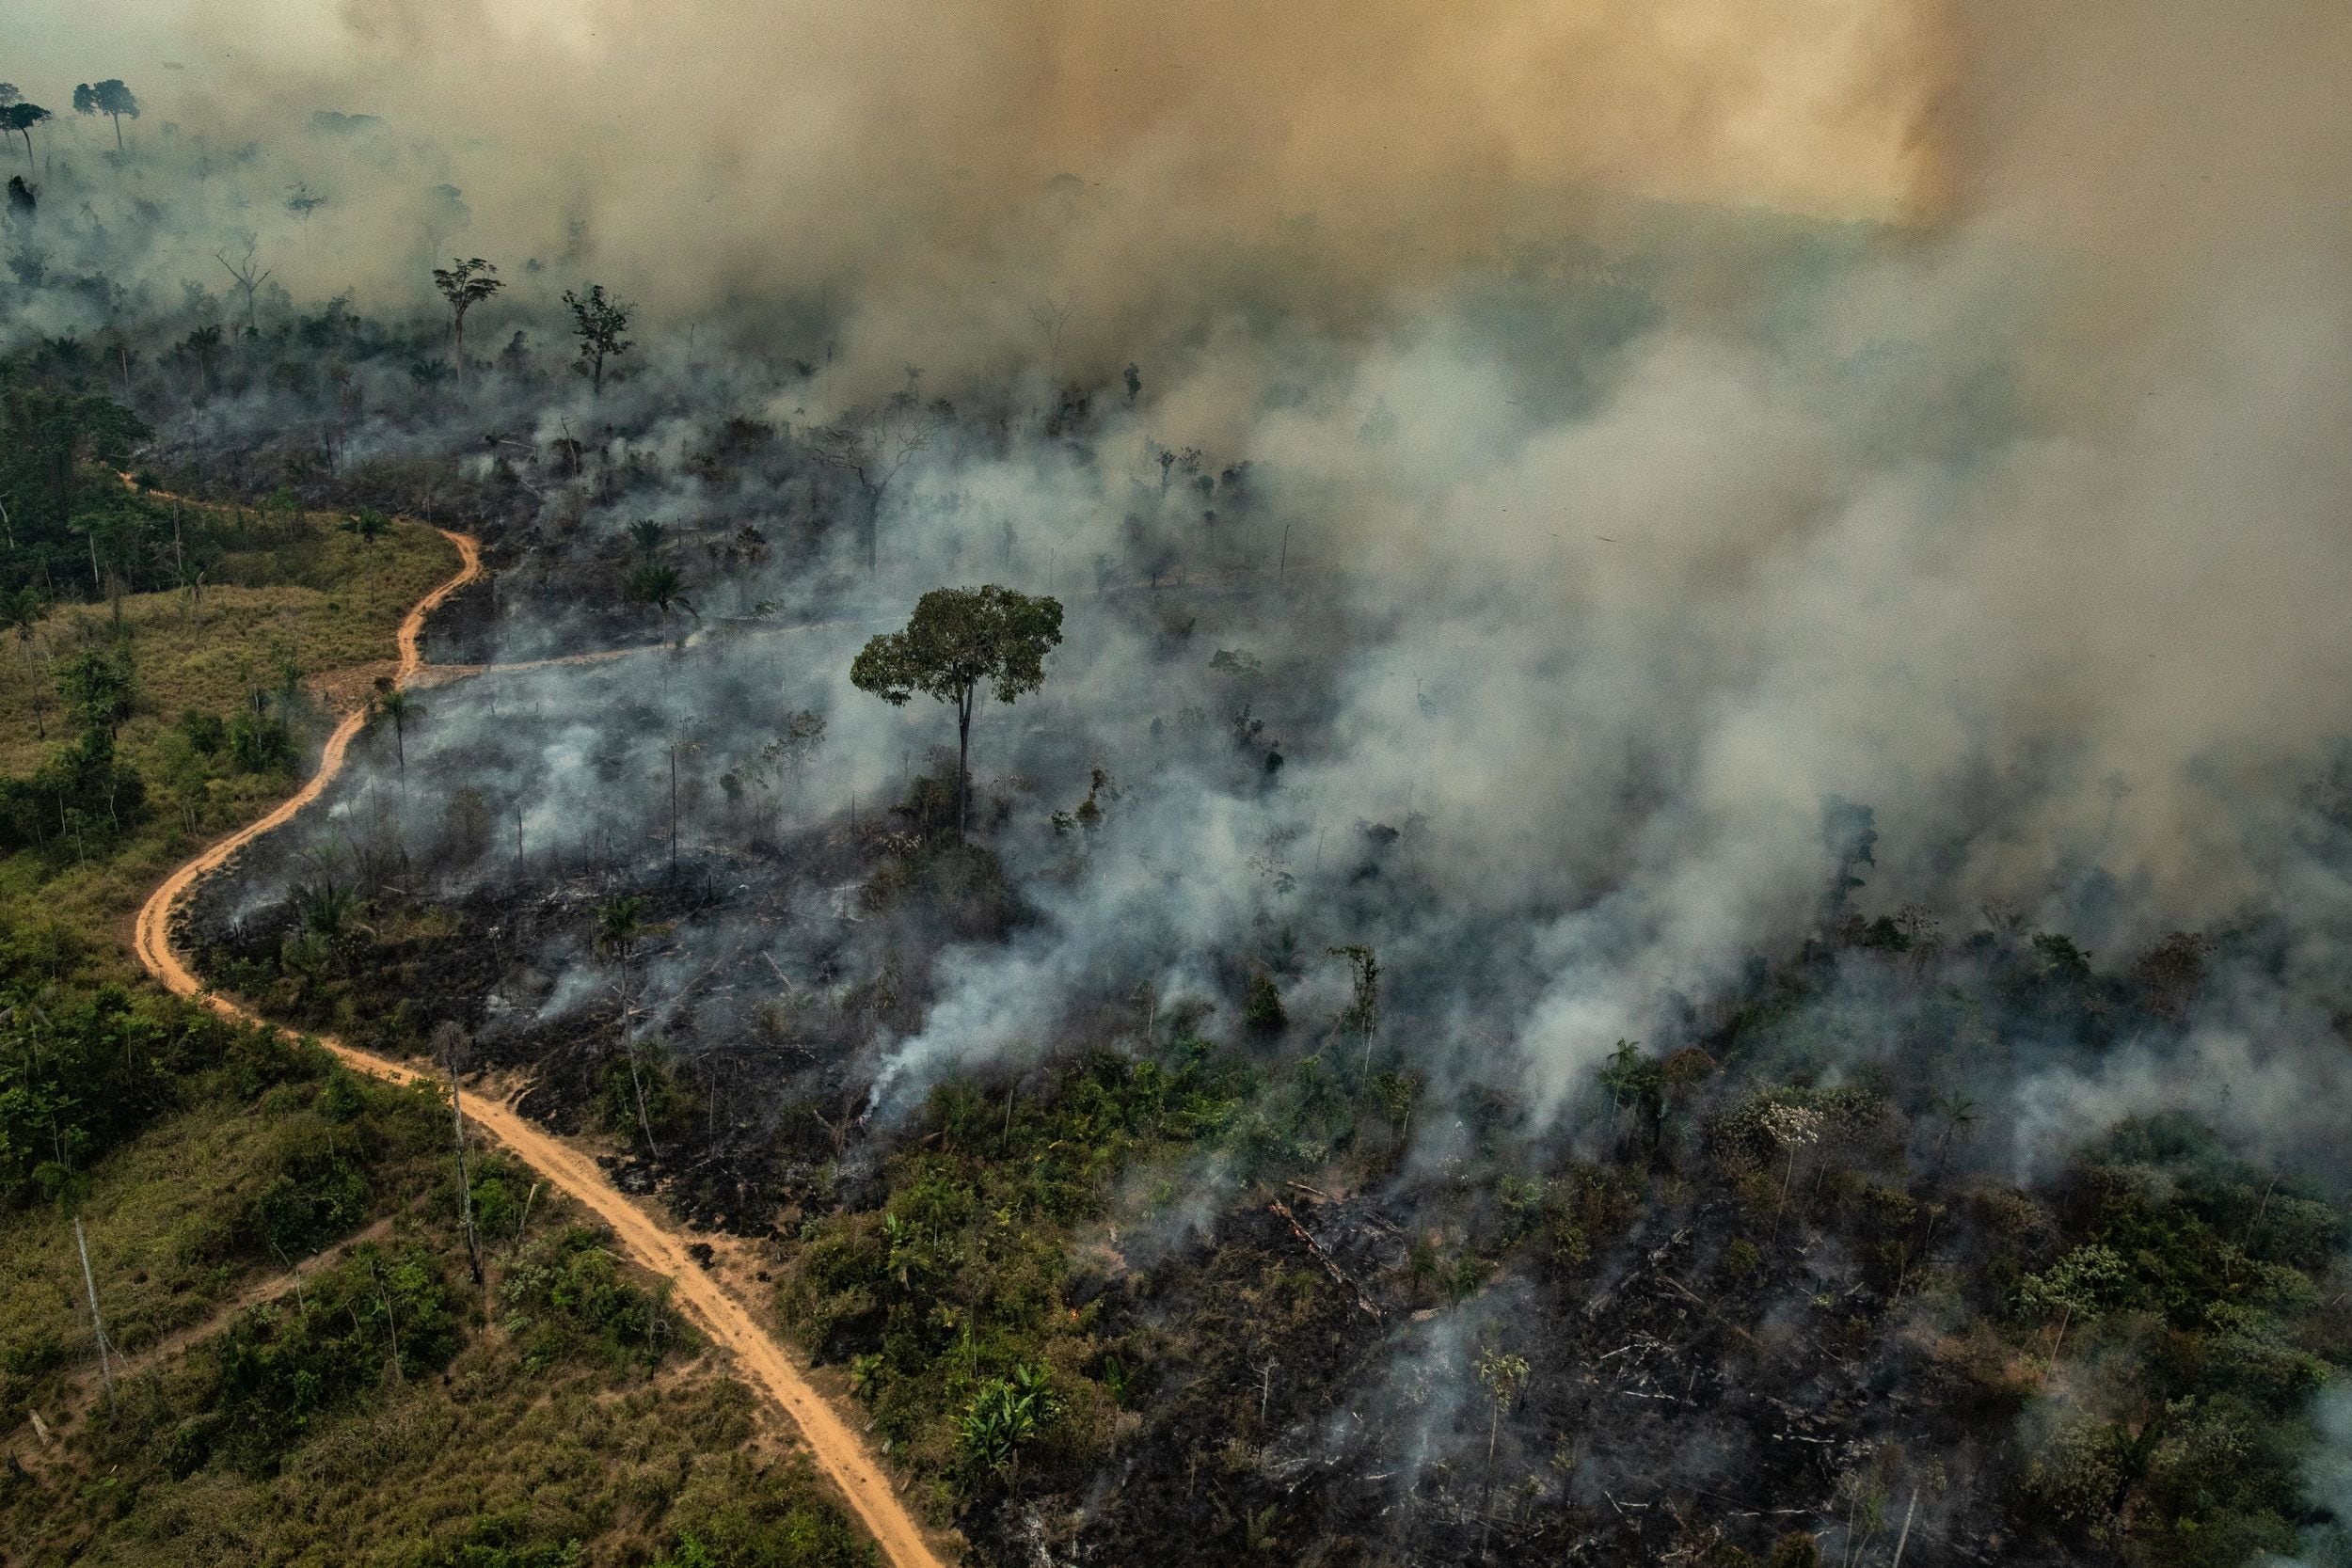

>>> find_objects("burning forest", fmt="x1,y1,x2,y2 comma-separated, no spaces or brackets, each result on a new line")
5,3,2352,1566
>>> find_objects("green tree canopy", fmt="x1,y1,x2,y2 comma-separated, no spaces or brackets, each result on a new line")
850,585,1062,835
0,388,150,534
431,257,503,367
562,283,631,395
2,103,49,172
71,80,138,150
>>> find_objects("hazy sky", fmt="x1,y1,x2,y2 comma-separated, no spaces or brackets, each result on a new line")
18,1,331,85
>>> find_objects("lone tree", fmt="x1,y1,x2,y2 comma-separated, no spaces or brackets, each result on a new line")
850,585,1062,836
374,686,418,781
342,508,388,549
623,562,694,644
431,258,503,371
1475,1347,1531,1555
217,238,270,333
562,283,631,395
71,80,138,151
2,103,50,174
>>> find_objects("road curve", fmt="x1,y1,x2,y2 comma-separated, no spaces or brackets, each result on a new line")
130,525,950,1568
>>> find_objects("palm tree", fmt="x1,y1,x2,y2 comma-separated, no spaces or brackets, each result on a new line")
1475,1347,1531,1554
623,562,695,646
594,894,644,966
291,879,358,939
628,518,665,561
342,509,388,550
175,558,207,625
375,688,419,781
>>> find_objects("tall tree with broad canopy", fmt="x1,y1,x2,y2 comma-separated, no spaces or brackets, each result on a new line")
430,257,502,371
562,283,631,395
72,80,139,150
850,585,1063,836
2,103,51,174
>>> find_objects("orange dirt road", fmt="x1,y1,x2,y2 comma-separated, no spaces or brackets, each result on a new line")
130,526,950,1568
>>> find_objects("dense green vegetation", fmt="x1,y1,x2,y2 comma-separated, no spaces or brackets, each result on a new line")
6,1151,872,1567
779,1044,1252,1513
0,921,446,1437
0,386,152,597
0,439,457,1000
0,970,875,1568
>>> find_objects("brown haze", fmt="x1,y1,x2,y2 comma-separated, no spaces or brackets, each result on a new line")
134,0,1940,355
34,0,2352,938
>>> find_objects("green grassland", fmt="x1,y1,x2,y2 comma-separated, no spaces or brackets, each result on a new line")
0,499,459,974
0,502,457,772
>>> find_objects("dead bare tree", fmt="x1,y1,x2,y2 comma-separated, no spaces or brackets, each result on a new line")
666,720,702,870
74,1217,115,1412
814,394,932,574
596,895,660,1156
369,1255,404,1383
435,1022,486,1292
216,237,270,334
1029,293,1073,387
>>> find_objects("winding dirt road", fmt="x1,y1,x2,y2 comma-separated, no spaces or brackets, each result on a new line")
130,526,950,1568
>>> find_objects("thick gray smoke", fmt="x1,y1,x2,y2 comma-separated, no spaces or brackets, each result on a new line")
13,0,1937,378
18,0,2352,1181
18,5,2352,1551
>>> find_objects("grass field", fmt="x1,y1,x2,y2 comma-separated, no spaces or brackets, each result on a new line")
0,510,459,978
0,1065,443,1418
0,515,458,779
6,1139,873,1568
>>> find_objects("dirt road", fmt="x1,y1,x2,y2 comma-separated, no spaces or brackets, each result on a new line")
130,527,951,1568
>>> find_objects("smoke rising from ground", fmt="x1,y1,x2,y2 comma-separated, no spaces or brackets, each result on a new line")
61,0,2345,1148
17,6,2346,1555
8,0,2350,1244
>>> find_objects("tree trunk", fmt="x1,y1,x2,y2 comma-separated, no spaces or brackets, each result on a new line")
1889,1487,1919,1568
628,1044,659,1155
75,1218,115,1412
956,687,974,838
1479,1402,1502,1555
372,1258,403,1381
449,1054,485,1289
